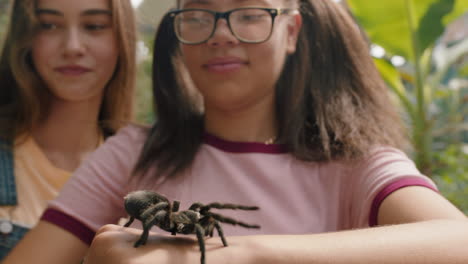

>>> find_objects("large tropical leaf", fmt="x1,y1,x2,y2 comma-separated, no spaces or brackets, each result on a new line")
417,0,455,56
347,0,468,62
374,58,416,118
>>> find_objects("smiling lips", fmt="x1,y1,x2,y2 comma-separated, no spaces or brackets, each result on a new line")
55,65,92,76
203,57,248,73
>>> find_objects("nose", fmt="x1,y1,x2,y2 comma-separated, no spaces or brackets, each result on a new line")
206,18,239,47
63,27,85,58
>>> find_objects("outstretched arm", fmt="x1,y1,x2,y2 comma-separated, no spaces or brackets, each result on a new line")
3,221,88,264
85,186,468,264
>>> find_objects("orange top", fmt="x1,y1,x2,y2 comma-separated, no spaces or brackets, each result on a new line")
0,137,70,227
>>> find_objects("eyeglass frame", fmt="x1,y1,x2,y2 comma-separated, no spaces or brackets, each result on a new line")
168,7,299,45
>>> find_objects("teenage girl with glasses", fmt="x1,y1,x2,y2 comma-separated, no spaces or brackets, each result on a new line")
5,0,468,263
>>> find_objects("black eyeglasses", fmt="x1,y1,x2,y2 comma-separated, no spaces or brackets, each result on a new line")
168,7,299,45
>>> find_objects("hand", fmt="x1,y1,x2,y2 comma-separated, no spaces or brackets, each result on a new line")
83,224,227,264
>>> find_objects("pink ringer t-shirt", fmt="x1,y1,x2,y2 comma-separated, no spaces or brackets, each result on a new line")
42,125,437,245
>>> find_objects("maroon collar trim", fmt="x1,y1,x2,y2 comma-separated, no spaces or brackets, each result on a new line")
203,133,288,154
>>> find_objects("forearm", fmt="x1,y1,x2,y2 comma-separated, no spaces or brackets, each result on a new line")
87,219,468,264
3,221,88,264
238,219,468,264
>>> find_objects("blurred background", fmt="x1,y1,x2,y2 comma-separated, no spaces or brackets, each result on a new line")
0,0,467,213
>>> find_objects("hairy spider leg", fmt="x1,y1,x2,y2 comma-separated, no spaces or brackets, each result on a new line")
172,200,180,212
199,216,232,246
201,203,259,213
170,200,180,235
205,220,215,237
194,223,206,264
190,202,259,216
213,221,228,246
207,212,260,229
124,200,169,228
135,210,167,247
124,217,134,227
188,202,204,211
134,202,169,247
169,201,180,236
140,201,169,221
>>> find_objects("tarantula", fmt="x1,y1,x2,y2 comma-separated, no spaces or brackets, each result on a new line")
123,190,260,264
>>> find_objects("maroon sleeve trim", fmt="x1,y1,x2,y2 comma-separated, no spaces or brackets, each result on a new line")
368,178,439,227
41,208,96,245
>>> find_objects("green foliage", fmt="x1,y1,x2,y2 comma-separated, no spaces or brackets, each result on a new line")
417,0,455,56
348,0,468,62
374,58,414,118
134,56,156,125
133,1,173,125
348,0,467,211
461,65,468,77
0,0,9,48
432,145,468,214
348,0,468,174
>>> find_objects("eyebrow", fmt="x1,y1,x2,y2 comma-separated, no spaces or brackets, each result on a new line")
182,0,270,7
185,0,263,4
82,9,112,16
182,0,210,6
35,8,112,17
36,8,61,16
185,0,210,4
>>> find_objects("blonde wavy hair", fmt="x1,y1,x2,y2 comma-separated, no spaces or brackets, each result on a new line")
0,0,137,139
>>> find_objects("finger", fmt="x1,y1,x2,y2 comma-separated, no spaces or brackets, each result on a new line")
95,224,125,236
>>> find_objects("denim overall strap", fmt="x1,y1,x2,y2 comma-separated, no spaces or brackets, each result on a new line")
0,138,17,206
0,138,28,261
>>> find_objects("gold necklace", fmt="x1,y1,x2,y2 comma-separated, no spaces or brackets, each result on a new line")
264,136,277,145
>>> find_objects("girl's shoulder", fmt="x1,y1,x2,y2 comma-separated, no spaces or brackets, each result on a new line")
313,146,413,173
106,123,150,146
343,145,426,183
357,146,414,169
315,146,422,184
82,123,149,169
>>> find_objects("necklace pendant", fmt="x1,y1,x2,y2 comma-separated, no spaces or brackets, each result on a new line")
264,137,276,145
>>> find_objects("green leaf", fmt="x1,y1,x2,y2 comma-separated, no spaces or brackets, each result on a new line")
374,58,415,117
417,0,455,55
374,59,405,94
348,0,468,62
460,64,468,77
348,0,411,59
434,89,450,99
443,1,468,24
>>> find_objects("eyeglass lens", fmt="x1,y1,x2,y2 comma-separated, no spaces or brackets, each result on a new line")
174,8,274,44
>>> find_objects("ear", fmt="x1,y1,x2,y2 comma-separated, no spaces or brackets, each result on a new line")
286,13,302,54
